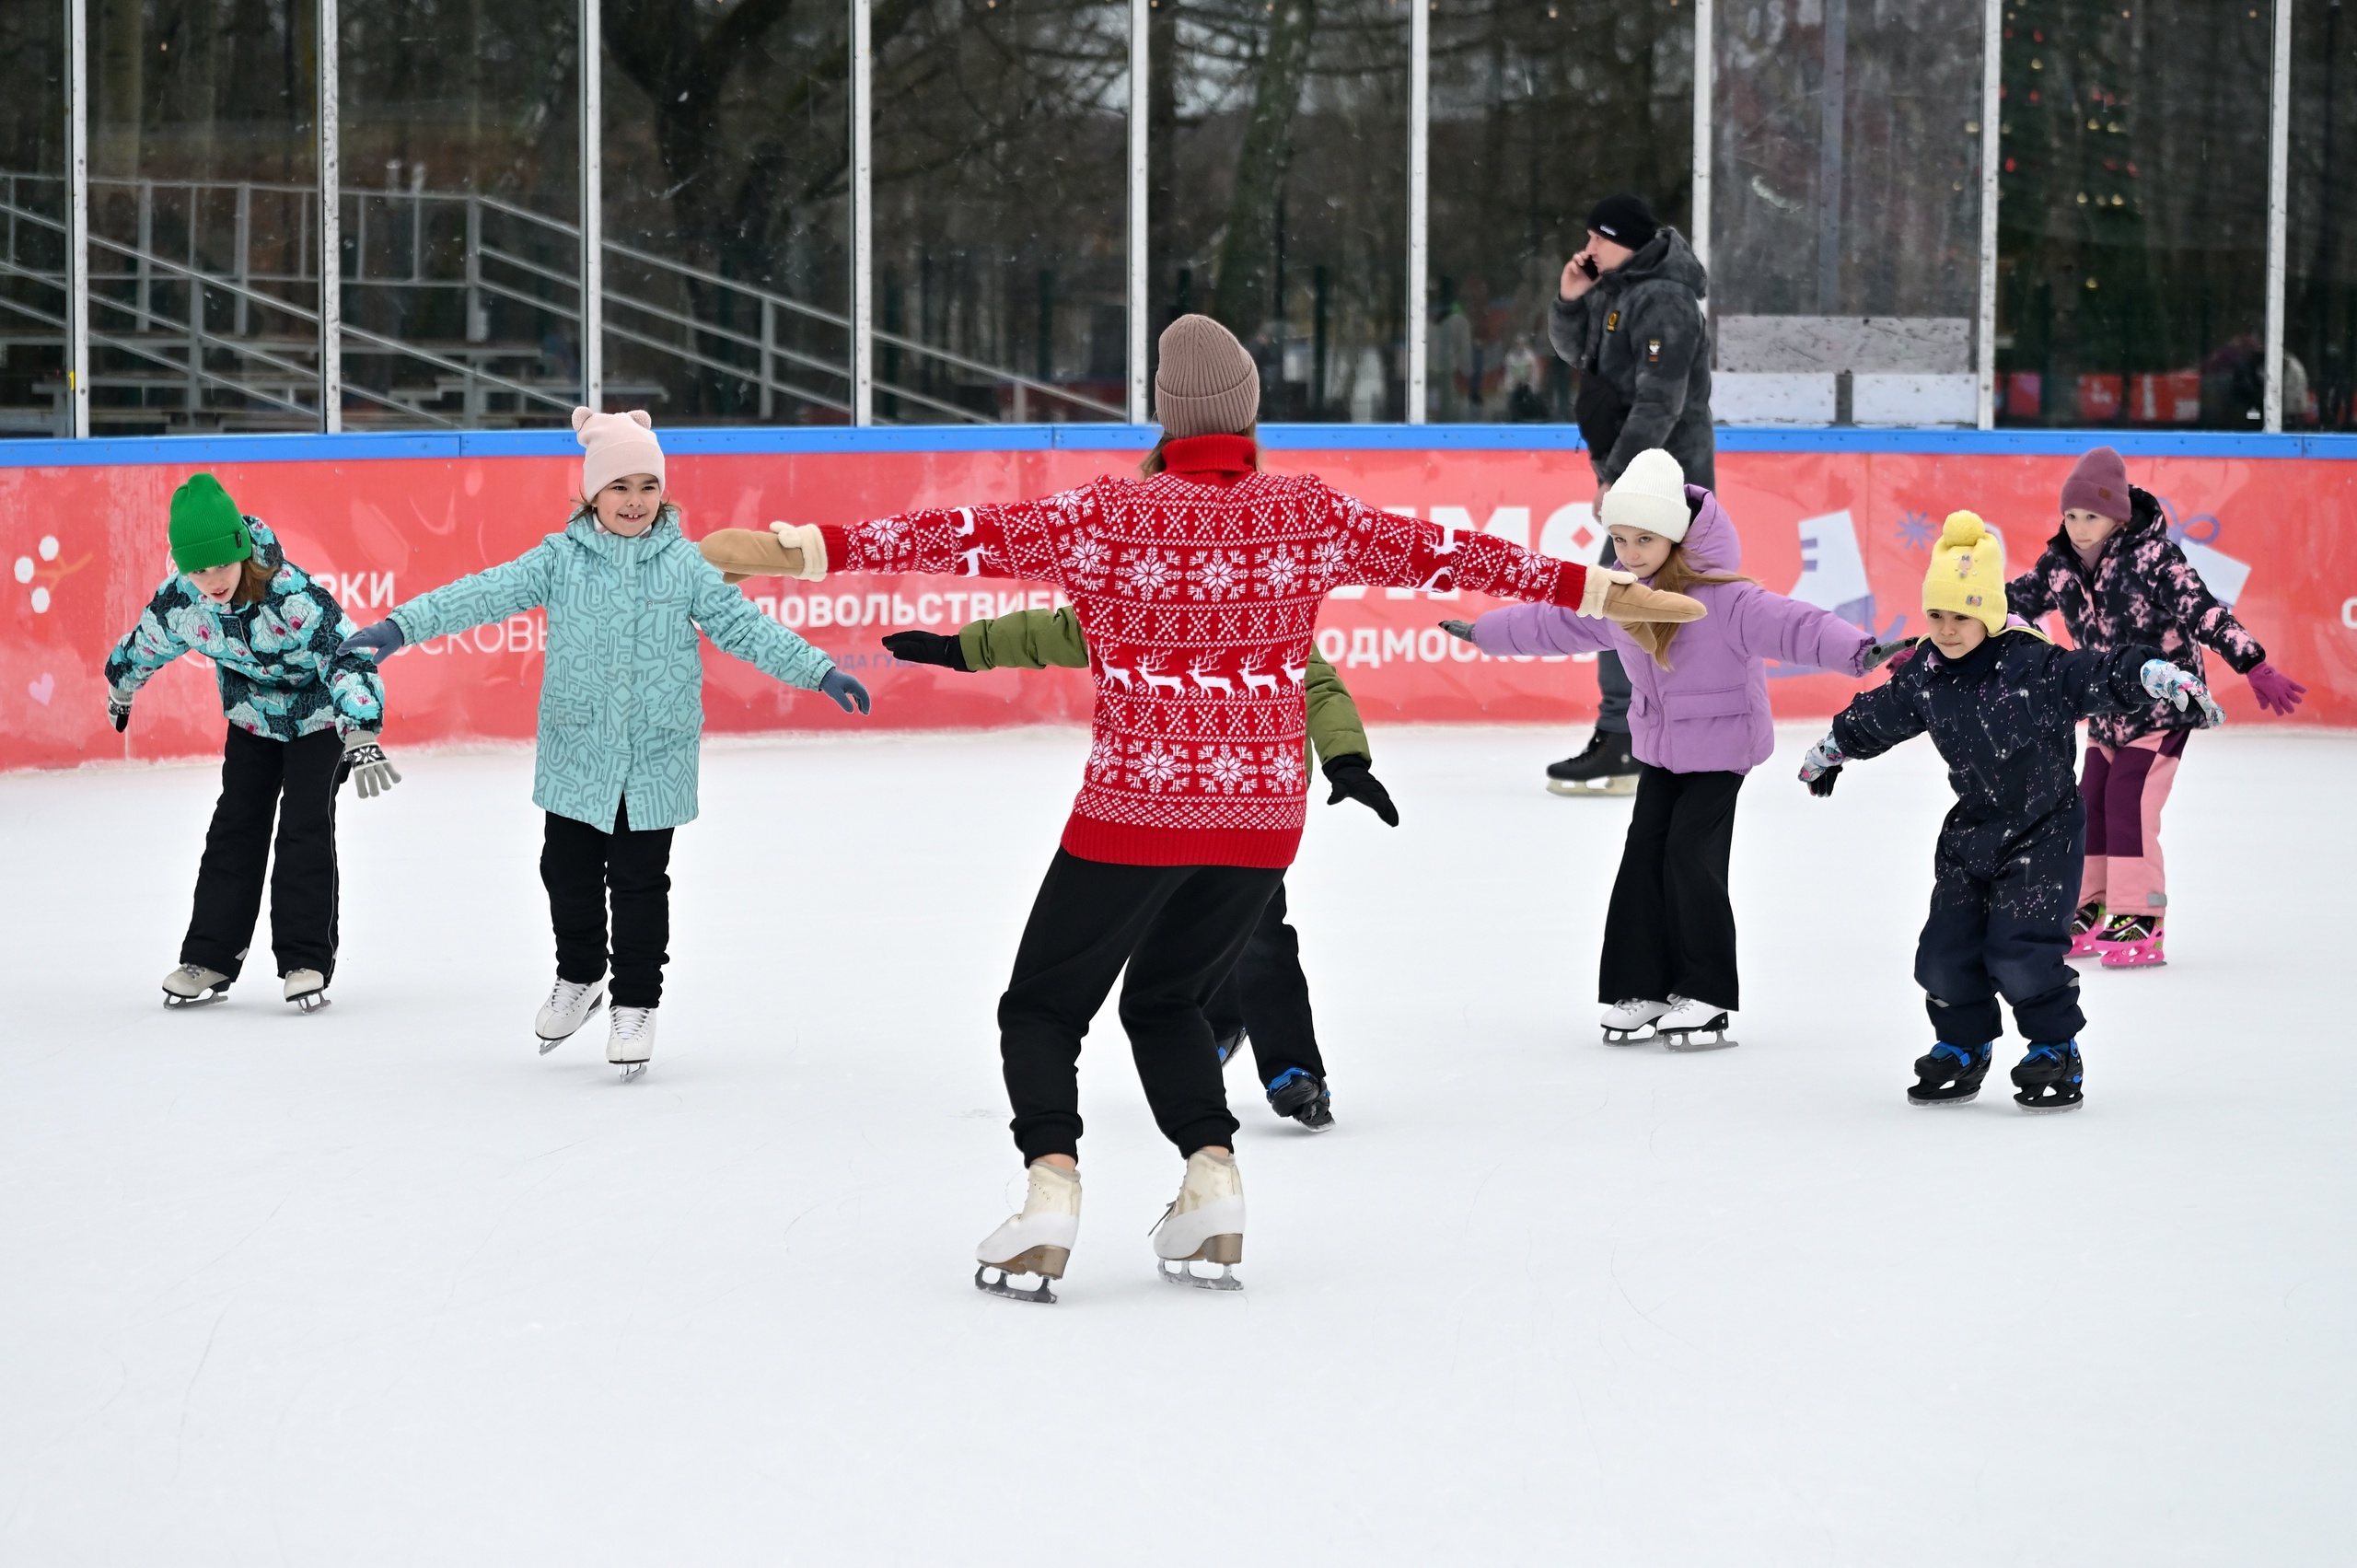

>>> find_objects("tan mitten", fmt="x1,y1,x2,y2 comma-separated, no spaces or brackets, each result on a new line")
697,524,827,585
1596,577,1708,624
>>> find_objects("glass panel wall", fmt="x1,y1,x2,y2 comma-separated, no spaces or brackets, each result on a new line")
2289,0,2357,432
600,0,852,424
1994,2,2273,429
1714,0,1983,428
86,0,323,435
338,0,581,430
0,3,70,436
1155,0,1409,423
1427,0,1692,424
872,0,1130,424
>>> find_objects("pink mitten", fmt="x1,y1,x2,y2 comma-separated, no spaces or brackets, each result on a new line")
2247,661,2306,716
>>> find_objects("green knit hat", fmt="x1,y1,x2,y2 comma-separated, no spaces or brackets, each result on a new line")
168,473,252,573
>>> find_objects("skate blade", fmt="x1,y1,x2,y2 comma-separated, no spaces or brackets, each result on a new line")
1601,1027,1656,1046
538,1036,563,1055
1547,776,1639,797
1157,1260,1243,1292
163,991,227,1008
2014,1095,2084,1114
1908,1089,1980,1107
975,1265,1059,1304
1661,1030,1736,1052
290,993,330,1014
617,1062,646,1082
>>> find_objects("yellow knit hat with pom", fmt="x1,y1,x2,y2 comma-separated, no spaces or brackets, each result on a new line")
1922,510,2009,634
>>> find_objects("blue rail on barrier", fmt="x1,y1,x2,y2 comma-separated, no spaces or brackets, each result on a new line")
3,424,2355,468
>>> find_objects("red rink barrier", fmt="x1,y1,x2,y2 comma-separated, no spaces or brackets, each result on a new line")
5,435,2355,770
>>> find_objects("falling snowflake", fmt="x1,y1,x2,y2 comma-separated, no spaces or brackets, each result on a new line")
1065,533,1112,587
1896,511,1937,551
1255,544,1306,597
1128,742,1190,792
1117,547,1180,600
1202,746,1255,793
1190,549,1248,600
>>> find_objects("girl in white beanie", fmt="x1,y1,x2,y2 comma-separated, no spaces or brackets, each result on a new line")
339,408,870,1078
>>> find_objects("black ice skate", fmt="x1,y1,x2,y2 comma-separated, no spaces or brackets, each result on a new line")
1213,1028,1246,1068
1265,1068,1334,1132
1545,730,1640,796
2010,1040,2084,1112
1908,1040,1991,1106
160,964,231,1007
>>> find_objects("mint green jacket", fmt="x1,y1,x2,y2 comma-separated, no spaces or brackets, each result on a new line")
389,515,834,831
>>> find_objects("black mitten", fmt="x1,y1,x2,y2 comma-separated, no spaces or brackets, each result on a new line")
1322,755,1399,826
881,630,970,671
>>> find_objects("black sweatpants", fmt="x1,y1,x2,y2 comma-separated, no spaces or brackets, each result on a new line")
1597,765,1745,1010
182,725,345,982
541,798,675,1008
1202,877,1326,1088
1916,806,2086,1049
997,849,1284,1164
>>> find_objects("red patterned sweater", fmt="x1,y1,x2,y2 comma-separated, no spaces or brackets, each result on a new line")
816,435,1601,867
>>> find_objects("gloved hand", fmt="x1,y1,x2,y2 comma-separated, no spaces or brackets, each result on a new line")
2141,659,2225,728
820,668,871,714
341,732,403,798
1861,637,1920,673
1798,733,1847,797
881,630,970,671
2247,661,2305,716
1437,619,1478,644
107,687,134,733
339,620,405,659
1322,755,1399,826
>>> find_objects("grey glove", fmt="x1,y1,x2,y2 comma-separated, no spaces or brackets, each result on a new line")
342,732,403,798
820,668,871,714
108,687,135,733
1438,619,1478,643
1861,637,1920,673
339,620,405,659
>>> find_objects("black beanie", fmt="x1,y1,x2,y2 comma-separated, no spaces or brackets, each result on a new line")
1586,194,1658,251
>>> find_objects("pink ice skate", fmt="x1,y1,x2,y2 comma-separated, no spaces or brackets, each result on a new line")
2066,902,2106,961
2096,915,2165,969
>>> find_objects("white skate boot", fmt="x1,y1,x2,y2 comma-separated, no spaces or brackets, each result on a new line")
161,964,231,1007
1151,1150,1246,1291
974,1160,1082,1305
535,976,605,1052
608,1005,657,1080
282,969,330,1012
1654,994,1737,1051
1600,997,1672,1044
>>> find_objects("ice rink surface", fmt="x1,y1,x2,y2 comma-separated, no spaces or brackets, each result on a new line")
4,722,2351,1565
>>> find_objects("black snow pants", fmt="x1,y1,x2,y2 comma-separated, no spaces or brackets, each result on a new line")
1202,877,1327,1089
540,797,676,1008
1916,802,2086,1049
1598,765,1746,1010
181,725,344,982
997,849,1283,1164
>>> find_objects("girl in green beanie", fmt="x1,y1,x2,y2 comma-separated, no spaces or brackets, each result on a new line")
104,472,401,1012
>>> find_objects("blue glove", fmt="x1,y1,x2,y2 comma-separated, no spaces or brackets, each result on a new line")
820,668,871,715
1798,733,1847,797
339,620,405,659
2140,659,2224,728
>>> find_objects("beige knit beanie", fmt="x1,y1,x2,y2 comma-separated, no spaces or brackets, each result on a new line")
1154,315,1260,437
1600,447,1691,541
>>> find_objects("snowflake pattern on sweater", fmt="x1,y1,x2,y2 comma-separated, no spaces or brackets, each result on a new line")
819,444,1588,865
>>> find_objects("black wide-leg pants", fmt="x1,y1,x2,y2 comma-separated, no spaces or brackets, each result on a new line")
181,725,344,983
1597,764,1746,1010
540,797,675,1008
997,849,1284,1164
1202,877,1327,1088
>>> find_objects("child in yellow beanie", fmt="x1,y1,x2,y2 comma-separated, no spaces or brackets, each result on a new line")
1794,512,2222,1112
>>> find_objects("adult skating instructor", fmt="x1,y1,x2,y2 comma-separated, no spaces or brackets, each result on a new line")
1545,194,1717,796
700,316,1706,1302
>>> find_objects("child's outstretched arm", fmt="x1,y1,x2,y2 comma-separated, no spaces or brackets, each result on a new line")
101,580,198,730
687,556,843,695
1802,679,1931,796
2145,536,2303,714
898,605,1092,673
2003,563,2061,628
353,541,561,656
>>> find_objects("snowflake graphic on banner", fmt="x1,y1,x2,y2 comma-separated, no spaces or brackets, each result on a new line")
1896,511,1937,551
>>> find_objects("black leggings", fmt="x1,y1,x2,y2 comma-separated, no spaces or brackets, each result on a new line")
182,725,344,982
997,850,1283,1164
540,798,675,1008
1597,765,1745,1010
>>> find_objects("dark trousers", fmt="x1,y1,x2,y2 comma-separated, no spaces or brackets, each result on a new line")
1202,877,1325,1087
182,725,344,982
1916,807,2086,1049
1598,765,1745,1009
997,849,1284,1163
1593,533,1631,733
540,798,675,1008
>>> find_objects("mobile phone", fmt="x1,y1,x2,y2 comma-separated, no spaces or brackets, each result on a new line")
1576,254,1600,280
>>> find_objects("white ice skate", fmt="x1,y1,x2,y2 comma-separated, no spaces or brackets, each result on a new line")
1600,997,1672,1044
282,969,330,1013
161,964,230,1007
974,1160,1082,1305
535,977,605,1052
608,1005,656,1080
1655,994,1737,1051
1150,1150,1246,1292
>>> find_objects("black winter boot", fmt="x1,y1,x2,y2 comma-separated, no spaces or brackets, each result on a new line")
1546,730,1639,796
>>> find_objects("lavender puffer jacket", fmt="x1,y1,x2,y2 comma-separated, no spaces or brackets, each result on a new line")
1471,487,1874,775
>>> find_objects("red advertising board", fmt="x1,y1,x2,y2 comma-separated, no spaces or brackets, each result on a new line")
5,440,2355,772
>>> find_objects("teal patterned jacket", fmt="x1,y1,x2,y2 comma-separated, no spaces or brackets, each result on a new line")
388,513,835,832
105,520,387,740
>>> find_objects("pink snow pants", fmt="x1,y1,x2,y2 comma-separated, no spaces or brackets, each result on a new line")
2078,729,2189,918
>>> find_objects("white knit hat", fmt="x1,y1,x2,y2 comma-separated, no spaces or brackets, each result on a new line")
1600,447,1691,542
575,406,666,500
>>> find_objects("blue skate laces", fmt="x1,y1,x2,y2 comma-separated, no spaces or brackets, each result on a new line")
1266,1067,1313,1097
1930,1041,1989,1067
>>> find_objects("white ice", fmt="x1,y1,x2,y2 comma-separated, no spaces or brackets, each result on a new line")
5,724,2351,1564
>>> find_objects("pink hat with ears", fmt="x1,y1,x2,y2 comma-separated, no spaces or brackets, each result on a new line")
574,406,666,500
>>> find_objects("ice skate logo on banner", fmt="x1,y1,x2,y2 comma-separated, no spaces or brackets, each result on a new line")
1769,508,1907,678
2156,496,2253,608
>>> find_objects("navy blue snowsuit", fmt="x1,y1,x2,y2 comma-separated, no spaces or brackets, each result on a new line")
1829,630,2160,1049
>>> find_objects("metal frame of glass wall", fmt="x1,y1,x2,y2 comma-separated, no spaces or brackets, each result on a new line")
34,0,2315,437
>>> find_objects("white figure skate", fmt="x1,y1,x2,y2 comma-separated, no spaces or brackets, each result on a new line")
161,964,231,1007
536,976,605,1052
974,1161,1082,1305
1600,997,1672,1044
608,1005,657,1080
282,969,330,1012
1655,994,1737,1051
1150,1150,1246,1291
